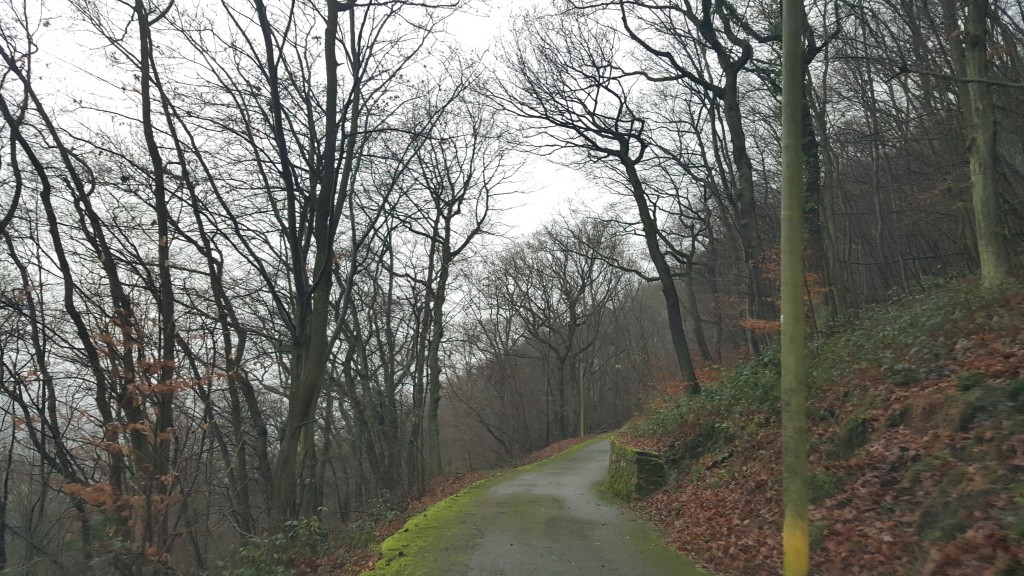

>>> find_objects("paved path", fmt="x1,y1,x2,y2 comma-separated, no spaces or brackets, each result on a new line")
364,438,706,575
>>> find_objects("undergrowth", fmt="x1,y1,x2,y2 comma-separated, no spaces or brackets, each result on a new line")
622,347,781,450
811,277,1018,386
620,276,1024,575
624,277,1021,446
226,518,331,576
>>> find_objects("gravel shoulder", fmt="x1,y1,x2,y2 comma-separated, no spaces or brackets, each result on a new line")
362,437,706,576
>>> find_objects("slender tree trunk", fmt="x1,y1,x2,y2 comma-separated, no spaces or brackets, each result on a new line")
406,255,434,497
227,373,254,534
801,76,831,330
578,364,586,438
807,68,848,316
544,373,551,445
407,316,428,495
964,0,1010,286
134,0,177,548
0,81,132,544
555,355,568,438
268,0,356,521
0,425,12,570
705,223,726,359
425,252,451,480
380,267,403,489
723,73,771,355
861,31,895,292
621,156,700,392
781,0,809,571
684,263,713,363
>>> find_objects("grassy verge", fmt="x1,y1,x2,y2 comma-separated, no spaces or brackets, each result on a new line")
359,435,606,576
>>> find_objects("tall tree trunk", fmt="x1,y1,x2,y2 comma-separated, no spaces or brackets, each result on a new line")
860,29,895,292
781,0,809,571
406,250,434,497
964,0,1011,286
801,76,832,330
134,0,177,549
723,73,771,355
226,366,255,534
544,374,551,445
266,0,357,521
0,425,13,570
406,370,426,497
621,155,700,392
684,263,713,363
807,67,848,316
0,73,132,545
578,363,586,438
424,252,451,480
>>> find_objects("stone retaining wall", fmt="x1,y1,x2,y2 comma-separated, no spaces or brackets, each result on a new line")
604,439,666,501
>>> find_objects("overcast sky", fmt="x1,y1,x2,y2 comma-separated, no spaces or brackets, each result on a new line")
446,1,613,239
29,0,611,240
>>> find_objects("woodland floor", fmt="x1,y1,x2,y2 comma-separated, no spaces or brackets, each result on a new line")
620,278,1024,575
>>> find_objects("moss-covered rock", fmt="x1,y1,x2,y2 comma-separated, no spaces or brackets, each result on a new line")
605,439,666,501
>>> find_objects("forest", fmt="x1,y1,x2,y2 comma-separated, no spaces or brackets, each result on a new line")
0,0,1021,573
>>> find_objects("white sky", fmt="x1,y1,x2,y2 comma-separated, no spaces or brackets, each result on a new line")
28,0,612,240
446,1,614,238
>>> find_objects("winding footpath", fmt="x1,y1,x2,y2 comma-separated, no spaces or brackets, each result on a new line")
363,437,706,576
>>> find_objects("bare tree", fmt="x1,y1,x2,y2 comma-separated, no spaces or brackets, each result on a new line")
497,10,701,390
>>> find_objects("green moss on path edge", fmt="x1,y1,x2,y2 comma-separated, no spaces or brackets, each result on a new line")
359,436,608,576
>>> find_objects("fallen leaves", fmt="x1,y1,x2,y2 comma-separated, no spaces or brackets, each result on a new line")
628,306,1024,575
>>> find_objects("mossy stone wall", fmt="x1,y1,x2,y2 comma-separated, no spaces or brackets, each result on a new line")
605,439,666,501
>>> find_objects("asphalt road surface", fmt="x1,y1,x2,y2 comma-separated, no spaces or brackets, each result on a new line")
364,437,706,576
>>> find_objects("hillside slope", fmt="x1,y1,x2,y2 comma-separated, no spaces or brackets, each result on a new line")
618,278,1024,575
